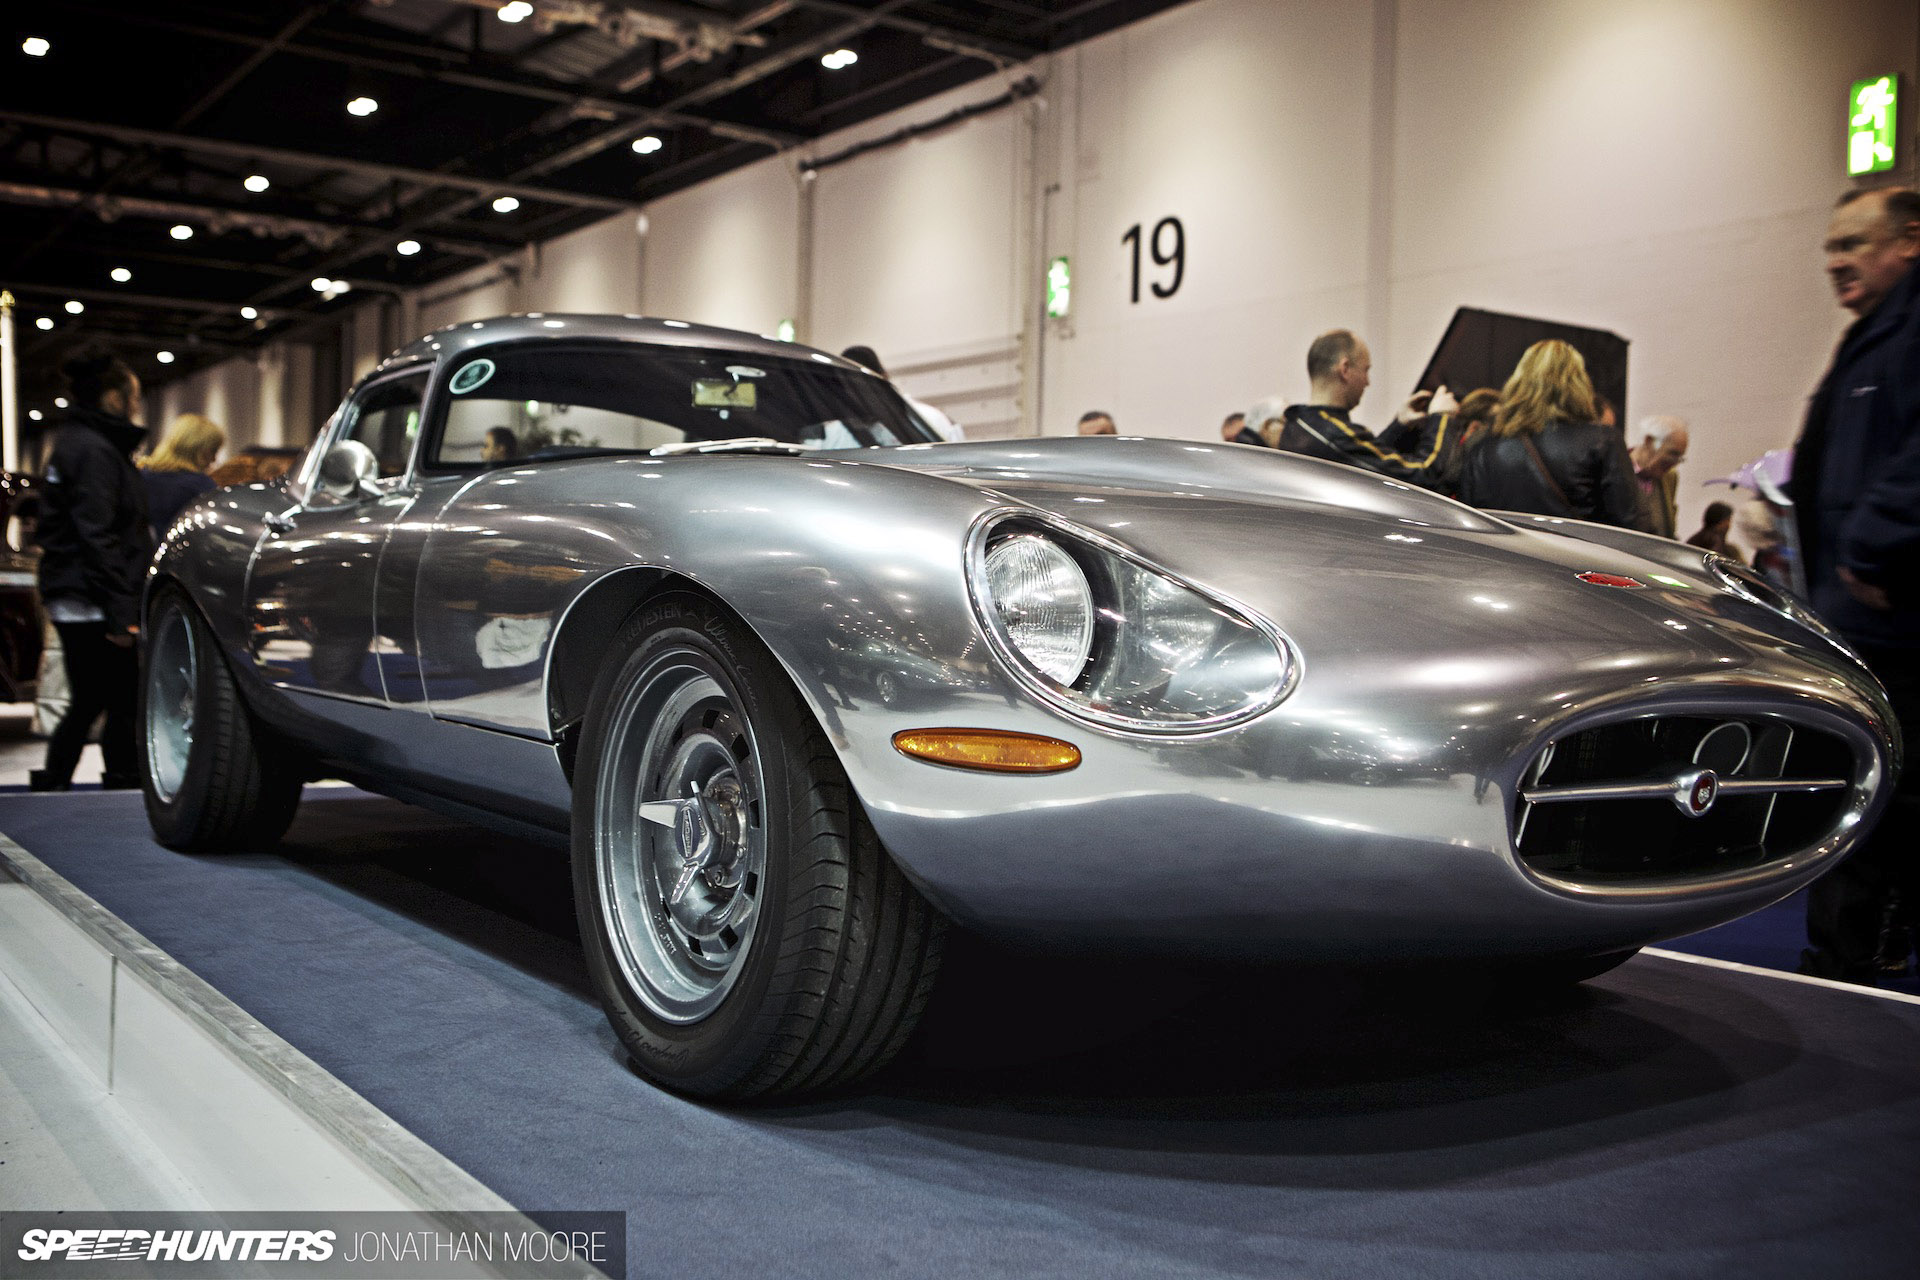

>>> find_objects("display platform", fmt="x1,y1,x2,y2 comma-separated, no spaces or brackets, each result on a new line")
3,789,1918,1279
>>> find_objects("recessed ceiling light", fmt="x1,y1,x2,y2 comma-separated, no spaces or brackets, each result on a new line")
631,135,663,155
498,1,533,21
395,239,421,256
55,397,68,409
329,280,351,296
821,48,857,70
35,317,53,330
22,37,50,57
170,224,193,240
64,300,83,314
240,306,259,320
347,96,378,117
28,409,42,422
311,277,333,292
110,267,131,282
156,351,175,364
244,174,270,193
492,195,520,213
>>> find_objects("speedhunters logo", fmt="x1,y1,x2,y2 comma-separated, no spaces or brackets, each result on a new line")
0,1213,624,1279
17,1230,335,1264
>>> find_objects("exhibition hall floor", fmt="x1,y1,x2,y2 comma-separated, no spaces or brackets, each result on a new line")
2,787,1918,1278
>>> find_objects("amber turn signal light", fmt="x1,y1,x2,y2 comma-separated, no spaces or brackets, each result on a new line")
892,728,1081,773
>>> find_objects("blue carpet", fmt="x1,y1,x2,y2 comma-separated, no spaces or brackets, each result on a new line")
3,790,1918,1279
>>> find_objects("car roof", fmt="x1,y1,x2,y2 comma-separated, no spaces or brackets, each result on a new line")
372,313,871,379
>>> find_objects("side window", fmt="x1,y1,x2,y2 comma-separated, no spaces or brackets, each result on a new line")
341,373,428,480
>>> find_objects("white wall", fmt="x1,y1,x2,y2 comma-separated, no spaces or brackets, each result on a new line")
639,157,799,335
149,0,1919,535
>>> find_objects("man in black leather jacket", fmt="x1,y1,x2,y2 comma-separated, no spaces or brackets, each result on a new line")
33,349,151,790
1790,186,1920,982
1262,329,1460,491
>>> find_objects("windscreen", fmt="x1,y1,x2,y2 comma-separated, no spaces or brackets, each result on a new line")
432,343,937,468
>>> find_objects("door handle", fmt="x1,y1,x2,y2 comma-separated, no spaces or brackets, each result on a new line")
264,512,295,533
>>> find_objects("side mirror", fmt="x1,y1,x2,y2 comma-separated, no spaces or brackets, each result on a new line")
317,440,380,500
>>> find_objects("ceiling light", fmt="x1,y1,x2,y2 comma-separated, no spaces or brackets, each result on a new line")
170,224,193,240
64,300,83,314
395,239,421,256
347,96,378,117
35,317,53,330
22,37,50,57
821,49,858,70
328,280,351,297
244,174,270,193
631,135,663,155
311,277,333,292
240,306,258,320
110,267,131,282
55,397,68,409
498,1,534,21
28,409,42,422
492,195,520,213
156,351,175,364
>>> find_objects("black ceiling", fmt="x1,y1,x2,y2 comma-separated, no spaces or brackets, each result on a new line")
1,0,1186,410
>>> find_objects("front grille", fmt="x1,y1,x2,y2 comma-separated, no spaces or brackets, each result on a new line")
1514,714,1855,886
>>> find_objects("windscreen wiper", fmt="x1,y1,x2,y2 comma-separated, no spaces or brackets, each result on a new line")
650,438,810,457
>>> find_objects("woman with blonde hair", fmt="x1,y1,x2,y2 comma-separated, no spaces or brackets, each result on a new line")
1456,340,1646,529
139,412,226,537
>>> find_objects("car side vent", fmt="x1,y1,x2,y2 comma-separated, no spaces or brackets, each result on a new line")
1514,715,1854,886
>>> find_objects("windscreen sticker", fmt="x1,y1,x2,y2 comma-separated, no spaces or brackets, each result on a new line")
449,359,496,395
694,378,756,409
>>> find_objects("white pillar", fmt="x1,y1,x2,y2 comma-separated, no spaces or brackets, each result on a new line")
0,291,17,474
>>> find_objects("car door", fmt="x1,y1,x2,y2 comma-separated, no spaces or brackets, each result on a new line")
247,367,430,705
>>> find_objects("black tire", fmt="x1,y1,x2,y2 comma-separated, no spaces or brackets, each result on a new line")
140,587,303,852
572,592,944,1100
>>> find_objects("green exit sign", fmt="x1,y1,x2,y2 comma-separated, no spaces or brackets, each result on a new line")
1848,75,1897,176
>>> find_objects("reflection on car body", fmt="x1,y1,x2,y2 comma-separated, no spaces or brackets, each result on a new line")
142,314,1900,1101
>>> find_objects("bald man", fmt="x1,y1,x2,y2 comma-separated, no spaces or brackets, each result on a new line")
1629,415,1690,537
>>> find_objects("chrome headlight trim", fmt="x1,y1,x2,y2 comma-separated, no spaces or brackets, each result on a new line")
1703,553,1863,665
964,507,1301,736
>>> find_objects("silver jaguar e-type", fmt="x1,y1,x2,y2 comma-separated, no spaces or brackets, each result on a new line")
142,314,1898,1099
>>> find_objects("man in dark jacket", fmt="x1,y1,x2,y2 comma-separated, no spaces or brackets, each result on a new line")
32,349,152,790
1789,186,1920,982
1264,329,1459,490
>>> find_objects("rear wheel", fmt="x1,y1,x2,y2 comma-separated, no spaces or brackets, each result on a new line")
572,592,944,1100
141,588,303,851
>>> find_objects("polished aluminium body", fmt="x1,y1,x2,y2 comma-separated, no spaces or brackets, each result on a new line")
152,314,1899,965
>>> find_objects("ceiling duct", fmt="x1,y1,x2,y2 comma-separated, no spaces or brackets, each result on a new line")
447,0,764,59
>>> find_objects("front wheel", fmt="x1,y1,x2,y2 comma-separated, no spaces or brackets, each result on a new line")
572,593,944,1100
141,588,303,851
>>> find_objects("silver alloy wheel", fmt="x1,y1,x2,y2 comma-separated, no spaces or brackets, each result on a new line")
145,605,198,803
596,652,767,1024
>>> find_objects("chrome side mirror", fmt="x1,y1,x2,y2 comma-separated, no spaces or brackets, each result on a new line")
317,439,380,500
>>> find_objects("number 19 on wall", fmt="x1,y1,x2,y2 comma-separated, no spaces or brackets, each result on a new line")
1123,217,1185,303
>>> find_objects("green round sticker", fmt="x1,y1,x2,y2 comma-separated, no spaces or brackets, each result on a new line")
449,359,495,395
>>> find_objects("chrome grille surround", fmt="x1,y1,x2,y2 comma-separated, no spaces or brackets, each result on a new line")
1512,709,1871,896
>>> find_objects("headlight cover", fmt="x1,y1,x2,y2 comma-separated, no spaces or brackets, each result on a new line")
967,512,1297,733
1704,554,1862,663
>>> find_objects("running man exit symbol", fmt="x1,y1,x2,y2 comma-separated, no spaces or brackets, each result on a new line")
1848,76,1897,176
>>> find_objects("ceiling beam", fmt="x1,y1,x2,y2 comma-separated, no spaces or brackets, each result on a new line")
59,7,799,150
0,111,642,212
795,1,1039,65
6,279,397,317
0,178,512,258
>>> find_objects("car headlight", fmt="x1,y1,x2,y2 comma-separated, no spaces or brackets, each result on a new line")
982,533,1095,684
1704,554,1861,663
968,512,1297,733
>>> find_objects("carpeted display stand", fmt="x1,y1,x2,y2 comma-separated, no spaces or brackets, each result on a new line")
3,790,1917,1278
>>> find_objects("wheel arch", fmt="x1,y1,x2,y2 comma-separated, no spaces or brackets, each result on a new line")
547,567,821,773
